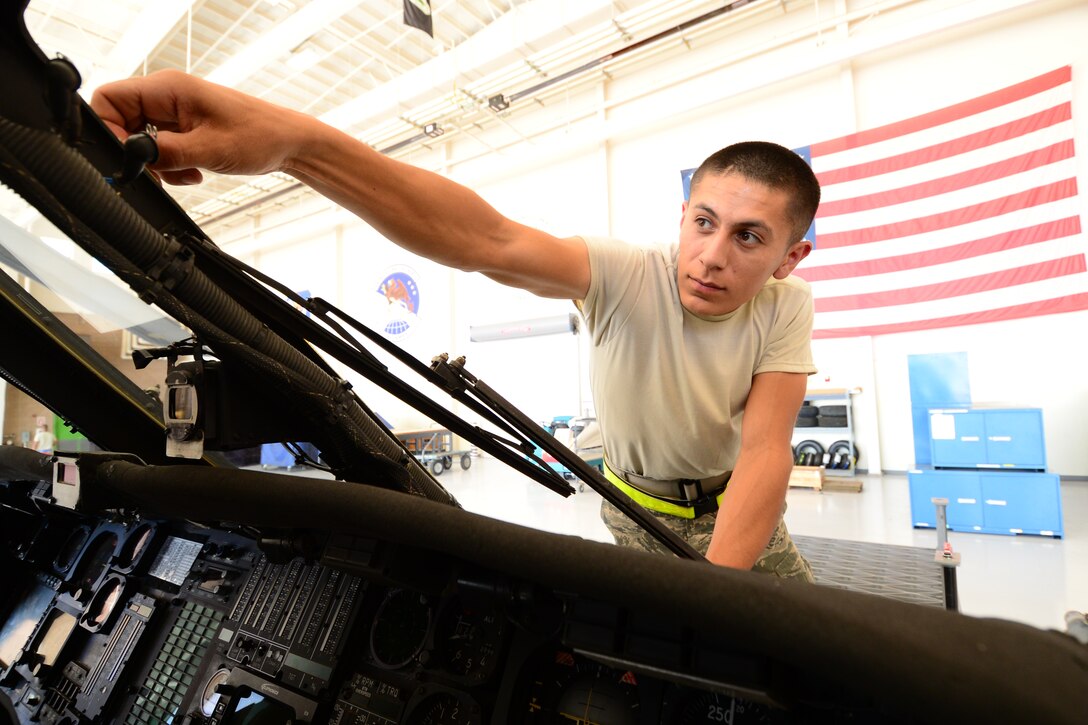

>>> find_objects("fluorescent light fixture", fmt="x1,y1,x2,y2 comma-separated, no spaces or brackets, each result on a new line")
285,46,322,72
470,314,579,342
207,0,359,87
82,1,199,96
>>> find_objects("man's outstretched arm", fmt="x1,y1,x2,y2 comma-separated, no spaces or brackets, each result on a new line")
92,70,590,300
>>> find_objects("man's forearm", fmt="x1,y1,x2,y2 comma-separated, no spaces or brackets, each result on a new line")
704,445,793,569
285,117,511,271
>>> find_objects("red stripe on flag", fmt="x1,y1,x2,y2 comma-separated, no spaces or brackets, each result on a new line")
810,67,1070,156
812,292,1088,339
815,104,1071,186
818,141,1074,216
814,255,1086,312
796,216,1082,282
815,178,1078,249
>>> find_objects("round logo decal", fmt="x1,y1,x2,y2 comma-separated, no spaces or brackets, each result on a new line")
376,267,420,339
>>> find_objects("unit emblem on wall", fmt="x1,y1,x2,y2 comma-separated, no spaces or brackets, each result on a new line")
376,267,420,339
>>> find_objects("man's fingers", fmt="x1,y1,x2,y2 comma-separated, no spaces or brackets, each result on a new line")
154,168,203,186
99,117,130,143
90,98,202,186
146,128,208,180
91,80,149,135
93,72,193,139
89,72,218,187
146,127,181,169
156,124,252,181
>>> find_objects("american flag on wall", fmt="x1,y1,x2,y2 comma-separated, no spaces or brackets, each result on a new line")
793,66,1085,339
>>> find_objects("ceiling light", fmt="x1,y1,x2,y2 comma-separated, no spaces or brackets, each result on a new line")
207,0,360,87
285,46,321,72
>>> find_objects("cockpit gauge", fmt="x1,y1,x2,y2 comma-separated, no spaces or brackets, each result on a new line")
669,690,772,724
433,596,506,683
369,588,433,670
523,648,641,724
406,690,480,725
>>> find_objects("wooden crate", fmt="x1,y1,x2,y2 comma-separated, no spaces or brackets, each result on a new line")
823,477,864,493
789,466,825,491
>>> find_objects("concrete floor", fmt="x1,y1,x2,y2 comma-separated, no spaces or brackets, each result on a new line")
420,455,1087,633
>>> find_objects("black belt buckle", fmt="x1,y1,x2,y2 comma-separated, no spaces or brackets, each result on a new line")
678,478,704,502
691,493,721,519
633,481,720,518
682,478,726,518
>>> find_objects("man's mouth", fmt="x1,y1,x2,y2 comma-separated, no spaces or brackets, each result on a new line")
690,276,724,292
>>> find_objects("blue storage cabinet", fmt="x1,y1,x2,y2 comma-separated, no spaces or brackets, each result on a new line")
984,410,1047,468
908,352,971,466
908,469,983,529
929,410,987,468
910,407,1062,538
980,473,1063,535
908,468,1062,536
928,407,1046,470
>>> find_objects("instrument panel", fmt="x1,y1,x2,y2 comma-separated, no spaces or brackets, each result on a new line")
0,477,784,725
1,454,1086,725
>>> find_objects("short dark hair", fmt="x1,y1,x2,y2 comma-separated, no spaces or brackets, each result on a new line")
690,141,820,244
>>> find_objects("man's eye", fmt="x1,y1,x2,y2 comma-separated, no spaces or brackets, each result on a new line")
696,217,713,229
737,231,761,245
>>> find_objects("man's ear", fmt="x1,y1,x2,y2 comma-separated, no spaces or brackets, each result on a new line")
773,239,813,279
680,201,688,229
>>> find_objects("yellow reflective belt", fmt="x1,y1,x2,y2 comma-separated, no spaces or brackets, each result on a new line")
603,461,725,519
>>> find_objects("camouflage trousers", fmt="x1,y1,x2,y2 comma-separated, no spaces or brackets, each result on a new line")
600,499,814,582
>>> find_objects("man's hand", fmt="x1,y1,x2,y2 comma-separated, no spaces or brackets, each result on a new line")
91,69,307,186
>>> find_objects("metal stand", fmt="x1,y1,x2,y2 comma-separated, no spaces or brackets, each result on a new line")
932,497,961,611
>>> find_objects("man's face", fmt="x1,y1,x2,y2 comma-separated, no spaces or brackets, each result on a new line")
677,172,812,316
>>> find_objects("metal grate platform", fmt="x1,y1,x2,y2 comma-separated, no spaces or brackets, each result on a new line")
793,535,949,609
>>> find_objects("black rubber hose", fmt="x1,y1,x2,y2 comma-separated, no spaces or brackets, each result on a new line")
0,118,453,503
0,446,53,482
0,119,312,374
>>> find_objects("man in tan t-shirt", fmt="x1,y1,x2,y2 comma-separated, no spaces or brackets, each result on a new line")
580,229,817,580
92,71,818,577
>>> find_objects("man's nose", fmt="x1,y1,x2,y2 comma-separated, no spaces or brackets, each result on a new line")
698,234,731,270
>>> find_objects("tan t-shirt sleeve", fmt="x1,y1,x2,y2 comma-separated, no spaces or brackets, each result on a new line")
754,278,817,376
580,235,653,346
